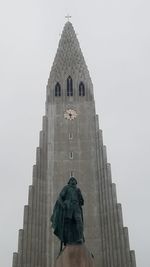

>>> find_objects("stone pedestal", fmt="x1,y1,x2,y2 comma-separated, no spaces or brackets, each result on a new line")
55,244,95,267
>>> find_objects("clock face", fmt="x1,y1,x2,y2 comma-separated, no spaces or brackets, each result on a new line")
64,109,77,120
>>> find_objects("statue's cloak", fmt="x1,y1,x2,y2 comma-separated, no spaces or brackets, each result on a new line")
51,199,65,242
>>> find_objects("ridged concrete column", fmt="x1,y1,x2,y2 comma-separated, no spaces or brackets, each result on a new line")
95,120,105,267
25,186,32,267
35,147,41,267
111,185,122,266
123,227,131,267
22,205,29,267
37,133,42,267
97,130,107,267
17,229,23,266
12,252,18,267
30,166,36,267
42,116,48,267
117,204,126,266
106,163,117,267
102,145,113,267
130,250,136,267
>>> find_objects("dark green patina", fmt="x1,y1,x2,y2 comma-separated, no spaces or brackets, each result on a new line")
51,177,84,247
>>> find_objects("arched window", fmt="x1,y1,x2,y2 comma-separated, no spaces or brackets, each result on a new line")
67,76,73,96
79,82,85,96
55,82,61,96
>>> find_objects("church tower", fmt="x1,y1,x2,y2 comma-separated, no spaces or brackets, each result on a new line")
12,22,136,267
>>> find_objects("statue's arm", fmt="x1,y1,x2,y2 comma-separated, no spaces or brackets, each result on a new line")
58,186,68,207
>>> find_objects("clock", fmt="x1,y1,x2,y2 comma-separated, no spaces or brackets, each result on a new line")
64,109,78,120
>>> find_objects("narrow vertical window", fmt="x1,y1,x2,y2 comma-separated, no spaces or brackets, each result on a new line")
69,152,73,159
79,82,85,96
55,82,61,96
69,133,73,140
67,76,73,96
70,171,74,177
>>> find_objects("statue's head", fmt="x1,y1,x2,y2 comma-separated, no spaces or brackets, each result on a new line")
68,176,77,186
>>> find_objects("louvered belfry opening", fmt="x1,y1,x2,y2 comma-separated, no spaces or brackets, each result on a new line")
55,82,61,96
67,76,73,96
79,82,85,96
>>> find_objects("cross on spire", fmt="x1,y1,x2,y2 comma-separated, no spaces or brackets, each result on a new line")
65,14,72,21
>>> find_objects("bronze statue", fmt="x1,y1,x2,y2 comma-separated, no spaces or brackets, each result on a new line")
51,177,84,250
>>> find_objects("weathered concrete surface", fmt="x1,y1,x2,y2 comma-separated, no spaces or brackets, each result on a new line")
55,244,95,267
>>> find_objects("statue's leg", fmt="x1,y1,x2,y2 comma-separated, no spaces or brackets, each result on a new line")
64,218,71,245
74,211,84,243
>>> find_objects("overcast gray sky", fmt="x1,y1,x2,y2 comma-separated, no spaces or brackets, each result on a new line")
0,0,150,266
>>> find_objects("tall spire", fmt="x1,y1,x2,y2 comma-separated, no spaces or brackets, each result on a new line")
48,22,93,95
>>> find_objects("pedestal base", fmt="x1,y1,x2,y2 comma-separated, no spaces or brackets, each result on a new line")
55,244,95,267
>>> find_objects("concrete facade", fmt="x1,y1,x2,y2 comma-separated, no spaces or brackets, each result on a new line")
12,22,136,267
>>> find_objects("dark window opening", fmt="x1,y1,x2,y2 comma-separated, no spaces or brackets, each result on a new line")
79,82,85,96
55,82,61,96
67,76,73,96
69,152,73,159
